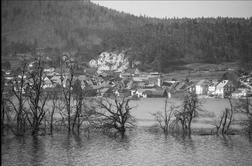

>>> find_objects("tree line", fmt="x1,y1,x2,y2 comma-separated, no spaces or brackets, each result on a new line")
1,56,251,137
1,55,136,137
152,93,252,136
2,1,252,72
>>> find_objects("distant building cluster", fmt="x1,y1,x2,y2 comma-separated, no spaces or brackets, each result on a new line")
2,49,252,99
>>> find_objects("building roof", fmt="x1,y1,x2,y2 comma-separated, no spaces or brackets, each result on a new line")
216,80,229,89
196,79,210,86
133,76,148,82
137,88,166,96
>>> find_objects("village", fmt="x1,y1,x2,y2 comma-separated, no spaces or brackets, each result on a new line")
2,50,252,100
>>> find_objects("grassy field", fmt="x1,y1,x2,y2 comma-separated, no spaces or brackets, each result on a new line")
130,98,249,130
163,62,239,81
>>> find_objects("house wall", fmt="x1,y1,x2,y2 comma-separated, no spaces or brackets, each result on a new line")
208,86,216,94
195,85,203,95
215,88,224,98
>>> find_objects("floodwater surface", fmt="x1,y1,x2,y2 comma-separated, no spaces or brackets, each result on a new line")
2,129,252,166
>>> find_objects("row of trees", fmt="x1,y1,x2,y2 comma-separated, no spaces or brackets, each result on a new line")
152,92,201,135
1,55,135,137
2,1,252,72
153,92,252,136
1,55,251,137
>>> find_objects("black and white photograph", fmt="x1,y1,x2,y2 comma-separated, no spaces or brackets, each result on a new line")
1,0,252,165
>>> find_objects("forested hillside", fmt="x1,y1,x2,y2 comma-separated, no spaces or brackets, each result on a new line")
2,0,252,72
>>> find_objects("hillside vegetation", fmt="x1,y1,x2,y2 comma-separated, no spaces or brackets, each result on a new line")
2,0,252,72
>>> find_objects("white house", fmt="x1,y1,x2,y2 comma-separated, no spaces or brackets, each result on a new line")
44,68,55,73
133,89,147,98
213,80,229,98
231,88,247,98
43,76,55,89
208,81,218,95
51,75,61,84
195,80,209,95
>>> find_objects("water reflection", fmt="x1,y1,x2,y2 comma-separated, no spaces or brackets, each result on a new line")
2,130,252,166
30,136,45,166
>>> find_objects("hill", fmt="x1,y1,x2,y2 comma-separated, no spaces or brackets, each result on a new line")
2,0,252,72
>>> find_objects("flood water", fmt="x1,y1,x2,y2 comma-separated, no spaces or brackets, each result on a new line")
2,128,252,166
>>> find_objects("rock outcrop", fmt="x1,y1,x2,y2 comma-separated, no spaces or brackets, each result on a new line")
89,51,129,74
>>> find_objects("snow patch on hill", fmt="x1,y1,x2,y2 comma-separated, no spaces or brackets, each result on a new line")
89,51,129,74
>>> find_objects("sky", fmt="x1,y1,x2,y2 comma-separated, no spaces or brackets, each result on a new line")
92,1,252,18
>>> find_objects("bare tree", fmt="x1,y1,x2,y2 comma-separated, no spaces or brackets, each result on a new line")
152,97,178,133
55,96,66,131
225,98,234,133
5,62,28,136
213,97,235,135
1,71,6,136
174,91,200,135
236,95,252,134
25,58,48,136
95,96,135,137
72,79,84,133
47,86,60,134
61,52,76,133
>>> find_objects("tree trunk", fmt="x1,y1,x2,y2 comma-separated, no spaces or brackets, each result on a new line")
119,126,126,137
50,109,54,134
222,109,229,134
72,109,78,132
188,117,192,135
226,110,233,133
32,122,39,136
1,103,5,136
67,102,71,133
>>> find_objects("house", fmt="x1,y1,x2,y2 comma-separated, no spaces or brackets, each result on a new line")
133,89,147,98
76,75,88,89
119,73,132,79
185,82,196,93
50,75,63,86
223,80,236,97
214,80,235,98
148,76,162,87
214,80,228,98
131,80,147,88
231,88,247,98
162,81,174,88
133,88,167,98
44,68,55,73
195,80,210,95
145,88,167,98
43,76,55,89
208,80,218,95
100,87,114,97
240,80,252,91
171,81,192,92
115,89,131,98
132,76,148,82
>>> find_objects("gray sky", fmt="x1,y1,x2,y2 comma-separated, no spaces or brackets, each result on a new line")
92,1,252,18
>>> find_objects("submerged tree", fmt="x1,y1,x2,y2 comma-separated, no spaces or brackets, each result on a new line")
61,52,76,133
72,79,85,133
1,71,5,136
5,62,28,136
95,96,135,137
236,96,252,135
152,97,179,133
47,86,60,134
174,91,200,135
25,58,48,136
213,97,236,135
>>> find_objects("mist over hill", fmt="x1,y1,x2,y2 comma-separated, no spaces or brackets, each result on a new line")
2,0,252,72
